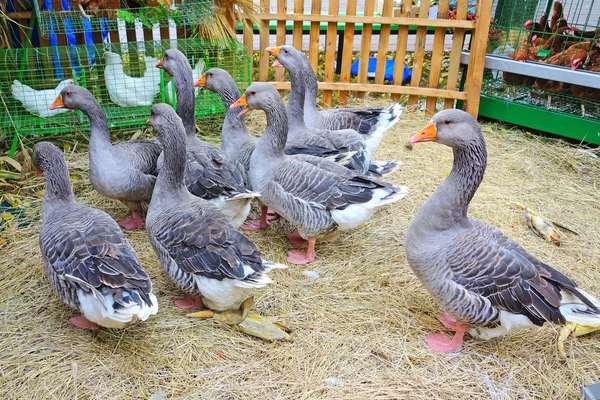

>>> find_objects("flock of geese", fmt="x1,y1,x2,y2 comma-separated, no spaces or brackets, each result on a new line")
33,44,600,354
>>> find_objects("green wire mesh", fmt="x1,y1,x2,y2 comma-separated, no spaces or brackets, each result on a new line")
0,38,250,147
34,0,215,35
484,0,600,121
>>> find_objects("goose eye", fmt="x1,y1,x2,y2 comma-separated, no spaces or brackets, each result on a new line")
65,91,71,96
284,49,289,53
250,91,256,95
443,120,451,125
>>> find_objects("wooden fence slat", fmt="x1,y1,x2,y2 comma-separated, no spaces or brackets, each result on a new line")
357,0,375,99
322,0,340,108
465,0,492,116
424,0,450,114
269,81,469,99
392,0,411,102
243,20,254,58
374,0,393,85
258,0,271,81
293,0,304,49
338,0,357,105
253,14,475,28
309,0,322,71
275,0,287,94
407,0,431,107
443,0,469,109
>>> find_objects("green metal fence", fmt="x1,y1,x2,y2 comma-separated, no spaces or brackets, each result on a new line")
481,0,600,144
0,38,251,154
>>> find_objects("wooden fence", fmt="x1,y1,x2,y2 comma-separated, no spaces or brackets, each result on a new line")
239,0,492,116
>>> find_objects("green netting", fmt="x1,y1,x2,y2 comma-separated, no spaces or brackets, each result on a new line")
0,38,250,151
34,0,215,35
482,0,600,123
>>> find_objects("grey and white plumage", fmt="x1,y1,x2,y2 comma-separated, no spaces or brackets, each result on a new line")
198,67,357,188
405,109,600,342
271,45,401,177
34,142,158,328
156,49,257,229
243,82,408,240
56,85,162,219
146,104,285,312
301,54,403,153
11,78,73,118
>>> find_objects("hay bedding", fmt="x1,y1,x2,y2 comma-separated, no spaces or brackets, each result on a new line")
1,106,600,399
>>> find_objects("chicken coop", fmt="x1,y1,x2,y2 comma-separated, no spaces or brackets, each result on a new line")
0,0,251,155
478,0,600,145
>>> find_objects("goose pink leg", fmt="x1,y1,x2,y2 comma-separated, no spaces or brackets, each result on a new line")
242,205,270,231
174,294,205,311
436,313,458,331
266,208,280,221
287,237,317,264
286,229,308,247
423,322,469,353
69,315,100,330
118,211,145,230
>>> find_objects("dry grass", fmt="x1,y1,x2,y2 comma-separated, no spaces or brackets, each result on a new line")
1,105,600,400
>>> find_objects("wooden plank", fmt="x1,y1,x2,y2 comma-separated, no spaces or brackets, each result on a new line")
243,19,254,58
357,0,375,99
424,0,450,114
322,0,340,108
269,81,469,99
309,0,322,71
392,0,411,102
258,0,271,81
443,0,469,109
338,0,357,105
6,11,32,18
275,0,287,94
253,14,476,28
293,0,304,50
464,0,492,117
374,0,393,85
407,0,431,107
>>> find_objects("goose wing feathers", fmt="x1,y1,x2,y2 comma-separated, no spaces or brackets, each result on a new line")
274,159,383,210
39,206,154,307
149,202,265,281
185,144,248,199
115,140,163,176
445,220,592,326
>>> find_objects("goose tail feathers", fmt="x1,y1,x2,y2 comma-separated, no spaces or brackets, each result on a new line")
367,159,403,177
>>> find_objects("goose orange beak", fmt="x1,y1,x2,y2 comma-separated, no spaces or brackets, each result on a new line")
156,58,163,68
230,95,251,118
49,95,64,110
265,46,280,56
410,122,437,143
34,169,43,176
194,74,206,87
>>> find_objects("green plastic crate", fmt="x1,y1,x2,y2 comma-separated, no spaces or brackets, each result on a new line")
0,38,250,154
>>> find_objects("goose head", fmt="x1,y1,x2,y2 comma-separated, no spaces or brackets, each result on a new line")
194,67,231,91
156,48,189,77
265,45,303,73
411,109,483,149
230,82,280,118
50,84,96,111
33,141,63,176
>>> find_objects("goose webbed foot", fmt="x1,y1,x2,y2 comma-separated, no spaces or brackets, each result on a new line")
69,315,100,330
286,229,308,247
436,313,458,331
174,293,205,311
287,237,317,264
423,322,468,353
242,205,270,231
118,211,145,230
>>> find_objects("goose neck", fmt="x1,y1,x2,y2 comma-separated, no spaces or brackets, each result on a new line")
303,61,319,113
285,64,307,134
42,156,76,219
173,68,197,138
257,101,288,156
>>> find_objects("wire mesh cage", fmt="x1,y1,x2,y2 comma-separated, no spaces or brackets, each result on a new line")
0,38,250,152
34,0,215,35
480,0,600,144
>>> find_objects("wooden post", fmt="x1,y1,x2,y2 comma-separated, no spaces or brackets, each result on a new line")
322,0,340,108
293,0,303,49
374,0,393,85
424,0,450,114
275,0,287,95
443,0,468,110
357,0,375,99
258,0,271,81
407,0,430,107
309,0,322,72
338,0,357,106
464,0,492,117
391,0,410,102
